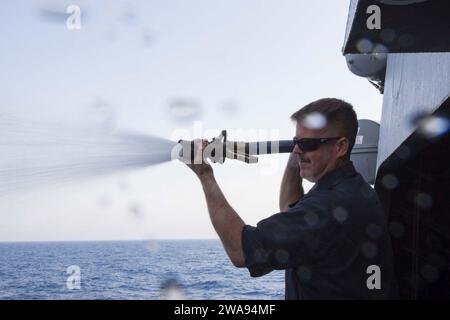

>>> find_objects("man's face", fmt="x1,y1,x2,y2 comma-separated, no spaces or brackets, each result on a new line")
294,121,344,182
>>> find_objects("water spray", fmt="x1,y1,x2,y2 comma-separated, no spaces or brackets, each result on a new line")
0,115,176,196
175,130,294,164
0,115,294,197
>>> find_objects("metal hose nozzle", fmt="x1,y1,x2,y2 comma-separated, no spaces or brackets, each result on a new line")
176,130,294,164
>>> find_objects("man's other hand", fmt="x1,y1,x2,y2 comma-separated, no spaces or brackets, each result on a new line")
184,139,213,178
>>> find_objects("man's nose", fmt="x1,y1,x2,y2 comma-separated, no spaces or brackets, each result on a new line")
293,144,304,155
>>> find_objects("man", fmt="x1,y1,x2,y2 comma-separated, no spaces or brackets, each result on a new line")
184,98,397,299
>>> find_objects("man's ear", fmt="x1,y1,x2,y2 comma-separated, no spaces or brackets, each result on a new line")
336,137,349,158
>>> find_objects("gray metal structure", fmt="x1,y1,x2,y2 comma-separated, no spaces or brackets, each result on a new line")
343,0,450,299
351,119,379,185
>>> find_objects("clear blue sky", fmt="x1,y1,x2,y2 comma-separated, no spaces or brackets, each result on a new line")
0,0,383,241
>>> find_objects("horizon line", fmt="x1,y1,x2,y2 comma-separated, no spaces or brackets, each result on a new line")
0,238,220,244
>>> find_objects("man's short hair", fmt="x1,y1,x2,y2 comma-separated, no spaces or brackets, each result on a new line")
290,98,358,158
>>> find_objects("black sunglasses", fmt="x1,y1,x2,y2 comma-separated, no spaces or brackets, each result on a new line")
293,137,342,152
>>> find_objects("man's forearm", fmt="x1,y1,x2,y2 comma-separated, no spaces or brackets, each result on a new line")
199,173,246,267
279,154,304,211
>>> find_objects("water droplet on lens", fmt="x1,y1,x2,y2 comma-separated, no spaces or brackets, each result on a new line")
145,238,159,252
382,174,399,190
297,266,312,282
366,224,382,239
360,184,373,198
118,179,131,192
332,207,348,223
421,264,439,283
417,116,450,139
361,242,378,259
275,249,289,264
389,221,405,238
129,202,144,218
104,28,118,42
380,28,396,43
302,112,327,130
167,98,203,123
159,278,186,300
37,5,74,24
142,30,155,47
220,100,239,116
121,5,138,25
372,44,389,60
253,248,267,263
356,38,373,53
304,211,319,227
85,97,116,131
398,34,414,48
414,192,433,209
395,145,411,160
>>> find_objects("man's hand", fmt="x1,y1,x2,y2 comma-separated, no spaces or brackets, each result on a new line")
185,139,214,178
279,152,304,211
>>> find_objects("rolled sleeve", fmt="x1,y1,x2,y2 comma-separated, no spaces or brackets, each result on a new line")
241,225,274,277
241,198,335,277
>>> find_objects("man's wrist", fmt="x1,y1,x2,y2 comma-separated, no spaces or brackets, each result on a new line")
198,170,215,183
288,153,299,168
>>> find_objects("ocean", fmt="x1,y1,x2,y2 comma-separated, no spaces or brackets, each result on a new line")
0,240,284,300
